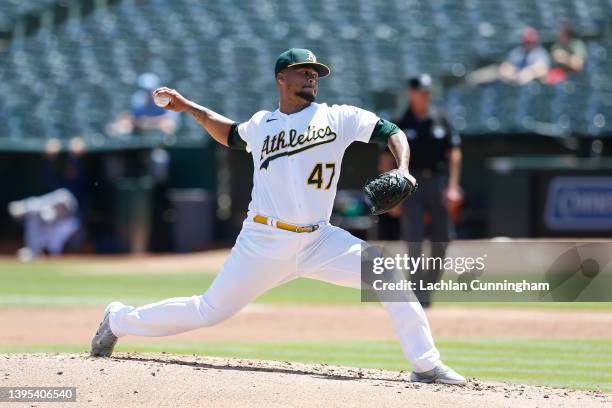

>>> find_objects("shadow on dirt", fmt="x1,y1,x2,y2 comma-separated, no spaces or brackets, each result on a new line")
112,354,412,384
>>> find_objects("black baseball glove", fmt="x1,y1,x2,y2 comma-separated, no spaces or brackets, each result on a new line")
363,169,418,215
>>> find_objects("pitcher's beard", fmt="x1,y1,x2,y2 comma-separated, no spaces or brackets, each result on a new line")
296,90,316,102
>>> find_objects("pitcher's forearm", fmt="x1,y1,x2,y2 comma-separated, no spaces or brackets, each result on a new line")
388,131,411,172
185,102,235,147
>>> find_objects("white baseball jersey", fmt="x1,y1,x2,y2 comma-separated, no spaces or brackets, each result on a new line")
237,102,380,225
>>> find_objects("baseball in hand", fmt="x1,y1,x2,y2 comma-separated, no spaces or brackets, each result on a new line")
154,94,171,108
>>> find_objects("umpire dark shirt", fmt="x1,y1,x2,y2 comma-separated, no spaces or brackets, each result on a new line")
394,107,461,173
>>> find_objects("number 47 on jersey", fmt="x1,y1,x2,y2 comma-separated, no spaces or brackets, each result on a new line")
308,163,336,190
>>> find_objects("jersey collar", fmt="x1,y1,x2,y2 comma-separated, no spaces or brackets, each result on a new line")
275,102,318,118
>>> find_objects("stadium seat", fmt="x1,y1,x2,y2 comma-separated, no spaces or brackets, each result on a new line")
1,0,611,150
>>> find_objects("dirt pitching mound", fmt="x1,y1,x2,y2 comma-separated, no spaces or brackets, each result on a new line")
1,353,609,408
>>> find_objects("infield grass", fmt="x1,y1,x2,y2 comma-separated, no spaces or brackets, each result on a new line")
1,337,610,393
1,259,612,310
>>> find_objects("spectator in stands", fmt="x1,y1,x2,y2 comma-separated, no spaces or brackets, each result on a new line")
499,27,550,85
545,22,587,84
108,73,179,136
393,74,463,308
467,27,550,86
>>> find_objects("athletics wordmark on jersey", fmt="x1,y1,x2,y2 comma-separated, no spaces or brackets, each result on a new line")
259,125,337,169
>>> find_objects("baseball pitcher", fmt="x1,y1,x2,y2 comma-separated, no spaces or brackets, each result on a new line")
90,48,466,385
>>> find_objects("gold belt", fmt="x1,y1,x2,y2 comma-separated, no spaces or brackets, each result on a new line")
253,214,320,233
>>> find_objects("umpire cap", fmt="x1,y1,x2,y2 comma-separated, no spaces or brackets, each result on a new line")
407,74,432,91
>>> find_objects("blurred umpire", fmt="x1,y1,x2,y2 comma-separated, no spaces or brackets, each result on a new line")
394,74,463,308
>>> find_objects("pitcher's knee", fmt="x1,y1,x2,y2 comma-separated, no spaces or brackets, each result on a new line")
192,294,238,328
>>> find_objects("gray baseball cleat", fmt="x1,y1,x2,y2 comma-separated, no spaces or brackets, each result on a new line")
411,363,467,385
90,301,124,357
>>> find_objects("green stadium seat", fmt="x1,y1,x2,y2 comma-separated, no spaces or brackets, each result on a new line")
1,0,612,150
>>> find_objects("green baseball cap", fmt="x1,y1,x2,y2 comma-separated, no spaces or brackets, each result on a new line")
274,48,331,78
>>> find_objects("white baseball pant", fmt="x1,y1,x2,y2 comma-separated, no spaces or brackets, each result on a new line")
109,218,441,372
